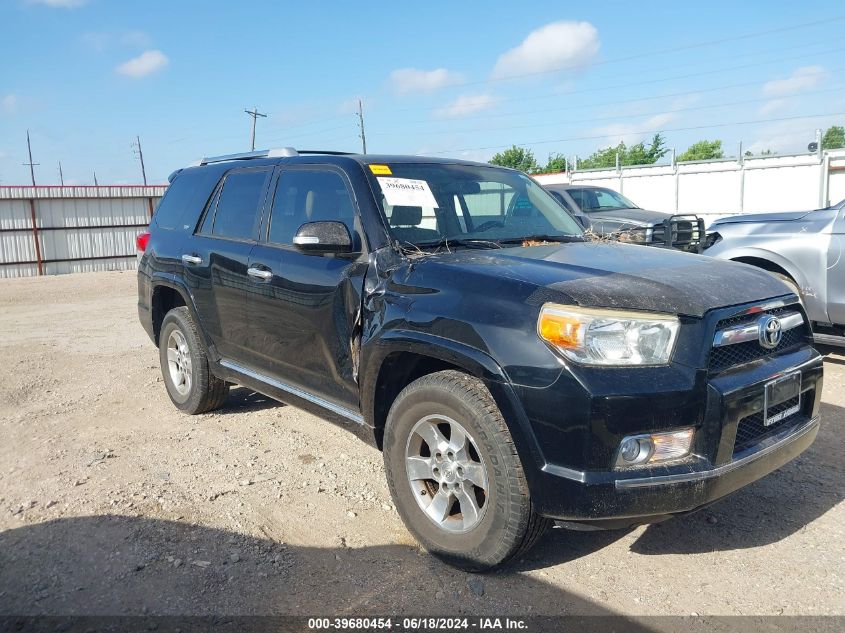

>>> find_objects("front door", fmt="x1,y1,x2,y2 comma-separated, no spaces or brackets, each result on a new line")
245,166,367,410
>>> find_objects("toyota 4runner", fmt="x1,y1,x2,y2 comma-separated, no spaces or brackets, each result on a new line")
137,148,823,571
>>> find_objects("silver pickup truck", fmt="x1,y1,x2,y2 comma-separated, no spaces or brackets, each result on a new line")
704,200,845,346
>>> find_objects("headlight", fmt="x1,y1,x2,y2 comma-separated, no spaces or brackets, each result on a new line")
537,304,680,366
617,227,651,243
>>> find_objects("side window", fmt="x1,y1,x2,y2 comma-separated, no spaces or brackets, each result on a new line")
550,191,576,213
268,169,355,245
206,169,270,240
154,169,218,230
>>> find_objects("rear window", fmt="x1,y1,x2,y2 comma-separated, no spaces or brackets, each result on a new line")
205,169,271,240
154,169,218,230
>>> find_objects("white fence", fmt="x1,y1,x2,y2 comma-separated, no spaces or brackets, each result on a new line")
533,149,845,224
0,186,165,278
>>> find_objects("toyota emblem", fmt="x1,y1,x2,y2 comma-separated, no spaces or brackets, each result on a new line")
758,315,783,349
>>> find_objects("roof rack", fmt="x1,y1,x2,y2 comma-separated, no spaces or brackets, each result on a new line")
199,147,298,165
196,148,356,166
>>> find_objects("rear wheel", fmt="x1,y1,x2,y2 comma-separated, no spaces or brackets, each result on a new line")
159,307,229,414
383,370,550,571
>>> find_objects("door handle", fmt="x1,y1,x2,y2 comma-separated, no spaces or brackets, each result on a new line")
247,266,273,280
182,254,202,265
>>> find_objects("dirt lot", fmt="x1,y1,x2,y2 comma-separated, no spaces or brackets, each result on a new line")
0,270,842,618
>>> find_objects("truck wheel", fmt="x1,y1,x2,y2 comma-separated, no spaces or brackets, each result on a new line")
383,370,550,571
159,307,229,414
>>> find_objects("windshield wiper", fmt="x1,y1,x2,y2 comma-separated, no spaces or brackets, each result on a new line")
408,237,503,250
495,234,585,245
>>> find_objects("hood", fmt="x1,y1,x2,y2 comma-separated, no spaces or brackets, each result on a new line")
710,210,814,226
587,208,672,226
418,241,790,318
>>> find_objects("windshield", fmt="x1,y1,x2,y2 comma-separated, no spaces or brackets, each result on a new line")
366,162,583,247
568,187,638,212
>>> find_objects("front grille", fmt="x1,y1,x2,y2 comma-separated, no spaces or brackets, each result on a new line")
652,216,703,252
733,396,802,456
708,306,807,373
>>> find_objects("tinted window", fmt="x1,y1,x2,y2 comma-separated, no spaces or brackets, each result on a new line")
154,169,218,230
268,170,355,245
210,169,270,240
568,187,637,212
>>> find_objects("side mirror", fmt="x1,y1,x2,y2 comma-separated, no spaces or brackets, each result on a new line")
293,221,353,253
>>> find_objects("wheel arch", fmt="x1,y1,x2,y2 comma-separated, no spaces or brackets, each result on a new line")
360,331,545,483
149,275,204,348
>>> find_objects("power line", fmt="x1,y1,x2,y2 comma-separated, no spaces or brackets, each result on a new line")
421,111,845,155
244,107,268,151
402,84,845,140
392,46,844,120
429,15,845,89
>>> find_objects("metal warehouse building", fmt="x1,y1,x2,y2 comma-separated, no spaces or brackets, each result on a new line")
0,185,165,278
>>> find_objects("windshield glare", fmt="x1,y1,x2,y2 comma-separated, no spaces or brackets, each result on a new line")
568,187,637,211
368,163,583,247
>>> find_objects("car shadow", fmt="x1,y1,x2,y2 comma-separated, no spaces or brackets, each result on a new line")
816,344,845,366
0,515,655,631
214,387,283,415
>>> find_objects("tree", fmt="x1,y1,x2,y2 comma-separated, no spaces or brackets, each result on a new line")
822,125,845,150
543,153,568,173
677,139,724,162
489,146,540,173
577,133,668,169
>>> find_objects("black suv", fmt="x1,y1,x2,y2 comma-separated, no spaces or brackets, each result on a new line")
137,148,823,571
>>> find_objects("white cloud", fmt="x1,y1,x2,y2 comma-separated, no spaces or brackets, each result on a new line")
492,21,600,79
116,50,169,78
758,99,788,116
1,94,18,115
591,112,677,146
434,94,499,119
388,68,463,96
27,0,87,7
83,30,152,52
763,66,826,97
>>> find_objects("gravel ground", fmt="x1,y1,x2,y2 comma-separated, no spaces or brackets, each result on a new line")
0,270,842,617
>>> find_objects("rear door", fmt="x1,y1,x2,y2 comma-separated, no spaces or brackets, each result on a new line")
245,165,366,410
183,166,272,361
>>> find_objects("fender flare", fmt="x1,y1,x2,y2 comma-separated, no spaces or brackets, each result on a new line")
359,329,547,483
149,273,217,356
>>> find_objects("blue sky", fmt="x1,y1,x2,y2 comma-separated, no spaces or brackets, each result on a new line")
1,0,844,185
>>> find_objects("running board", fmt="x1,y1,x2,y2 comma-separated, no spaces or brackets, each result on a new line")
219,359,365,425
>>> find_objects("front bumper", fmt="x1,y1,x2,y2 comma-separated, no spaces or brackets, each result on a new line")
525,351,823,524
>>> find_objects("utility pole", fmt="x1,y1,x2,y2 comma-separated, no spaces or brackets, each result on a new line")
23,130,39,187
132,135,148,185
356,99,367,154
244,107,267,151
58,161,64,186
93,171,99,186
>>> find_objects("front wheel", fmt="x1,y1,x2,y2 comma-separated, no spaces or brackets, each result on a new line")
383,370,550,571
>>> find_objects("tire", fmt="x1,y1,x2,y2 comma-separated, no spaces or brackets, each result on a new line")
159,307,229,414
383,370,551,572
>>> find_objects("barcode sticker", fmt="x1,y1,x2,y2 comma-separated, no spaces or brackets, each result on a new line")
377,177,439,208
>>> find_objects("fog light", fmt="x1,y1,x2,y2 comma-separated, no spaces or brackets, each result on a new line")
614,428,694,469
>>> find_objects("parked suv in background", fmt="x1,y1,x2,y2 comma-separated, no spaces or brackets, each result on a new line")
542,184,705,252
704,200,845,347
137,149,822,571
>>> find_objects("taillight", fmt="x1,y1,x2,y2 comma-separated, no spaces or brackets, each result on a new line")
136,232,151,252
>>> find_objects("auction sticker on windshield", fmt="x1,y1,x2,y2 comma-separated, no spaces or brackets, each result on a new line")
377,177,439,208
